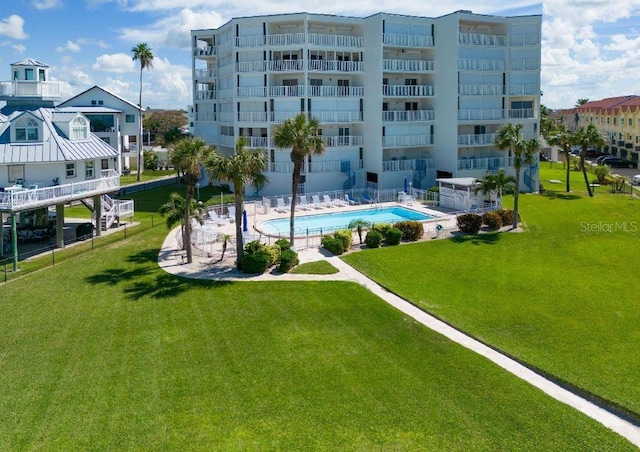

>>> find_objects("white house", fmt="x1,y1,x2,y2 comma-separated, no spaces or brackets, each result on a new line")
191,10,542,197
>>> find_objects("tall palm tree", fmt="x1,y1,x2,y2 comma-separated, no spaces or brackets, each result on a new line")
206,137,268,269
158,193,206,249
572,123,605,197
493,168,517,200
547,124,574,193
495,124,537,228
348,219,372,244
575,98,589,107
131,42,154,182
273,113,325,245
169,137,212,263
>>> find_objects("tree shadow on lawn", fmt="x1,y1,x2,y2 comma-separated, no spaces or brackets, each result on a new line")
126,248,163,264
450,231,501,245
85,267,154,285
540,191,583,201
123,273,230,301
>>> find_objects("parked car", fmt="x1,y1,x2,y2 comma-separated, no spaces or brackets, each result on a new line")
585,149,606,159
595,155,613,164
632,175,640,185
598,157,638,169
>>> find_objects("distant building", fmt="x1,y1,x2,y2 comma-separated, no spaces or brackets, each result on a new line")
191,10,542,196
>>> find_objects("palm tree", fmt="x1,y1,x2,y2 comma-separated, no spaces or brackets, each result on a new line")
475,173,497,205
575,98,589,107
493,168,516,200
218,233,231,262
169,137,212,263
547,124,574,193
495,124,537,228
131,42,154,182
206,137,268,269
348,219,372,244
158,193,206,249
572,123,605,197
273,113,325,245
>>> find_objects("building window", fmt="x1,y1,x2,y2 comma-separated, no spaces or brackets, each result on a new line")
66,163,76,178
85,161,95,179
25,68,34,80
8,165,25,183
101,137,111,145
15,117,39,142
91,100,97,105
126,114,135,123
629,118,633,126
101,159,109,170
39,69,46,81
86,114,115,132
71,116,89,140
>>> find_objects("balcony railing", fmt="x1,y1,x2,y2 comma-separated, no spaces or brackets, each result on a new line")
509,109,535,119
383,33,434,47
382,158,434,172
308,33,363,47
241,136,269,148
459,32,506,46
458,109,505,121
510,34,540,46
195,68,216,79
313,111,363,123
458,59,505,71
457,156,508,171
236,86,267,97
508,84,539,96
270,85,305,97
238,111,268,122
269,111,301,123
268,159,362,174
217,88,233,99
194,46,215,56
266,33,305,46
0,170,120,212
195,90,216,100
308,85,363,97
383,59,434,72
236,35,266,47
308,60,363,72
382,134,433,147
458,84,504,96
268,59,304,71
510,59,540,71
383,84,434,97
0,80,60,98
382,110,434,122
194,111,216,121
457,133,498,146
236,61,268,72
218,135,236,147
322,135,364,147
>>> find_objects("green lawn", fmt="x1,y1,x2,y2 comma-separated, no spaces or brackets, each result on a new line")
344,166,640,417
119,169,176,186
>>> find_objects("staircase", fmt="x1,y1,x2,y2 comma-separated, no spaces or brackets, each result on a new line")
524,162,539,192
82,194,135,230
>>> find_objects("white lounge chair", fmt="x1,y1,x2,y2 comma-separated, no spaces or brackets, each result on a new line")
205,209,225,226
298,195,312,210
227,205,236,222
311,195,324,209
275,198,289,213
324,194,346,207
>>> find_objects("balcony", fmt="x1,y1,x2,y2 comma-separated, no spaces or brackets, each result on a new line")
383,33,434,47
268,59,304,72
322,135,364,147
382,110,434,122
194,111,216,122
312,111,363,123
0,170,120,213
383,59,434,72
266,33,305,46
236,87,267,97
510,34,540,46
268,159,362,174
240,136,269,148
382,158,434,172
382,135,433,147
383,84,434,97
510,59,540,71
195,90,216,100
458,84,504,96
459,32,506,46
308,85,363,97
458,59,505,71
508,84,539,96
458,133,498,146
194,46,215,57
308,60,363,72
457,156,508,171
308,33,363,47
0,80,60,99
235,35,266,47
458,109,505,121
236,61,268,72
238,111,268,122
194,68,216,79
270,85,305,97
509,109,535,119
269,111,301,123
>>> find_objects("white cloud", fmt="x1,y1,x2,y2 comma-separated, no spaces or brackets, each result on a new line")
56,40,81,53
92,53,136,73
0,15,28,40
33,0,63,9
103,77,133,99
12,44,26,54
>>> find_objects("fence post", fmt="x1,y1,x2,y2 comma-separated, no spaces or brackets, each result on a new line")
124,224,127,239
51,245,55,266
91,235,95,251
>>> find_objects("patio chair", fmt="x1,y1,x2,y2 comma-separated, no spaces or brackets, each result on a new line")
322,194,344,207
227,205,236,222
311,195,324,209
298,195,312,210
360,192,375,204
205,209,225,226
344,193,360,205
275,198,289,213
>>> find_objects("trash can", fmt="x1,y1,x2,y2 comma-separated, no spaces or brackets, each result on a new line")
75,222,94,241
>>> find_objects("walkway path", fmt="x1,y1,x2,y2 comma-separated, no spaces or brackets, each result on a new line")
159,231,640,448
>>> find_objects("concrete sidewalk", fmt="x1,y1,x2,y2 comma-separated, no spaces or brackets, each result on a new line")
158,230,640,448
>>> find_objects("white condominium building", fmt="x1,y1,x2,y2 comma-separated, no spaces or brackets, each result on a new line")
191,10,541,196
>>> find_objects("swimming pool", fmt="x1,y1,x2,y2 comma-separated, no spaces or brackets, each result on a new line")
258,206,435,237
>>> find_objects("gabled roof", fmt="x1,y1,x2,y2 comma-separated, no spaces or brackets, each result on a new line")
57,106,122,114
58,85,143,111
0,107,118,164
11,58,49,67
51,111,83,123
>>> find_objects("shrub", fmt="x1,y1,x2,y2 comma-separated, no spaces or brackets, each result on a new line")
322,236,344,255
483,211,503,230
365,230,383,248
277,249,299,273
427,186,440,193
456,213,482,234
496,209,516,226
593,164,611,183
371,223,392,236
241,252,271,274
333,229,353,251
244,240,263,255
275,239,291,251
394,221,424,241
384,227,403,246
263,244,281,266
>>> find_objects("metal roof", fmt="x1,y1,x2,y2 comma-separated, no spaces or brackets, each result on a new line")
57,106,122,114
11,58,49,67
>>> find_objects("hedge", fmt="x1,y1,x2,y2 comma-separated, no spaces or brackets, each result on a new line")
365,230,383,248
456,213,483,234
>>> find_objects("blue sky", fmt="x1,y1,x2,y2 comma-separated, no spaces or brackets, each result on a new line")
1,0,640,110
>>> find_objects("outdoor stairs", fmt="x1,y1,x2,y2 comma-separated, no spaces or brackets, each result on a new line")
81,194,122,230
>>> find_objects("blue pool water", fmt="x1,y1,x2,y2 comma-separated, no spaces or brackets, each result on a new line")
258,206,434,236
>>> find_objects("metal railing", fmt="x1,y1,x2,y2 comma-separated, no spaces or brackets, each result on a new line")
458,109,505,120
308,33,363,47
459,32,506,46
458,84,504,96
458,59,505,71
382,158,434,172
510,34,540,46
383,84,434,97
457,133,498,146
382,135,433,147
383,33,434,47
0,80,60,98
236,86,267,97
383,59,434,72
382,110,434,122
